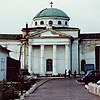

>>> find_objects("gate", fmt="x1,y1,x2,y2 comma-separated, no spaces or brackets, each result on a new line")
6,57,20,81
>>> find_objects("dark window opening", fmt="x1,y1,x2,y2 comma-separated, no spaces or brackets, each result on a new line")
65,21,67,25
58,21,61,25
49,20,53,26
35,21,37,26
40,21,44,25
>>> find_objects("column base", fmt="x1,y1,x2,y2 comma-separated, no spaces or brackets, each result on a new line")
40,73,45,76
52,72,58,76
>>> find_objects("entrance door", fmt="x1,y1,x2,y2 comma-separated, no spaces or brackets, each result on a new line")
95,46,100,70
46,59,53,71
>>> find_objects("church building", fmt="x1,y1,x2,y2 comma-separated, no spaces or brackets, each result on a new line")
0,4,100,77
22,6,80,76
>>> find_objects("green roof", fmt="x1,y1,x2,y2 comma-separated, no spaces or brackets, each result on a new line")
34,8,70,20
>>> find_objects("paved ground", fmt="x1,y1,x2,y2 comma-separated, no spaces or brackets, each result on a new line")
24,78,100,100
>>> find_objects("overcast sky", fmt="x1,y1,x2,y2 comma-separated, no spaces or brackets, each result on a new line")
0,0,100,33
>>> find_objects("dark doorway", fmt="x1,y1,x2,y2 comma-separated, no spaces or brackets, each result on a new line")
81,59,86,71
95,46,100,70
46,59,53,71
7,57,20,82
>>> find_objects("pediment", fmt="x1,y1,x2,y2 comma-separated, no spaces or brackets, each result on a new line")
30,29,73,39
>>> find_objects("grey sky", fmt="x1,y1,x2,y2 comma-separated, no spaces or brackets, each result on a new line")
0,0,100,33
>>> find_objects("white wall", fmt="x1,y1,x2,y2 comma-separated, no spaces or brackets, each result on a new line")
32,46,40,74
80,40,96,71
56,45,65,74
72,40,79,74
32,38,70,45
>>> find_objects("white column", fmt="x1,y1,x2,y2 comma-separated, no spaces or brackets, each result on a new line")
65,44,70,74
22,45,24,69
40,45,45,75
28,45,32,74
53,45,57,75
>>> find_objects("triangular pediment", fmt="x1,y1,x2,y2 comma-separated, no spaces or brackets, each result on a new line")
30,29,73,39
41,30,59,36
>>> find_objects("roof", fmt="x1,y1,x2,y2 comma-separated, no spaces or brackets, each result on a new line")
79,33,100,39
0,34,22,40
22,27,46,32
34,8,70,20
52,26,80,31
29,29,74,40
0,45,10,53
79,33,100,43
22,26,80,32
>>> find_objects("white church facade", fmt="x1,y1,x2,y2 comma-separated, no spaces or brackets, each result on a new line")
0,6,100,77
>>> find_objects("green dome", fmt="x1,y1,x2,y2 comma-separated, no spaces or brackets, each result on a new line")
34,8,70,20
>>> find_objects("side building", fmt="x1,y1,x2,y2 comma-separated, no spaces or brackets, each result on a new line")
79,33,100,72
0,34,22,81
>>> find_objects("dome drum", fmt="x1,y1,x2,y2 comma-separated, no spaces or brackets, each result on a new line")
33,19,69,27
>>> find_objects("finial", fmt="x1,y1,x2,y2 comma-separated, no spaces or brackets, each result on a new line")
50,1,53,8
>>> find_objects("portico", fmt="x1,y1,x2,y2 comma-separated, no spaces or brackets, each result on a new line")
28,39,71,76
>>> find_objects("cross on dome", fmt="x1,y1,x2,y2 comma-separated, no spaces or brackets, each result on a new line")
50,1,53,8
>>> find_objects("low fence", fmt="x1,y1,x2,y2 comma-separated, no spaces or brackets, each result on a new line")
85,83,100,96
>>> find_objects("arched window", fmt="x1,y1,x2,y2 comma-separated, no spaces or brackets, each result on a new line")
46,59,52,71
35,21,37,26
58,21,61,25
65,21,67,25
40,21,44,25
81,60,86,71
49,20,53,26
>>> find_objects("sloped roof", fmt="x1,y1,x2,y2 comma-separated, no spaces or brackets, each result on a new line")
0,34,22,40
0,45,10,53
29,29,73,40
79,33,100,39
51,30,73,39
52,26,80,31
